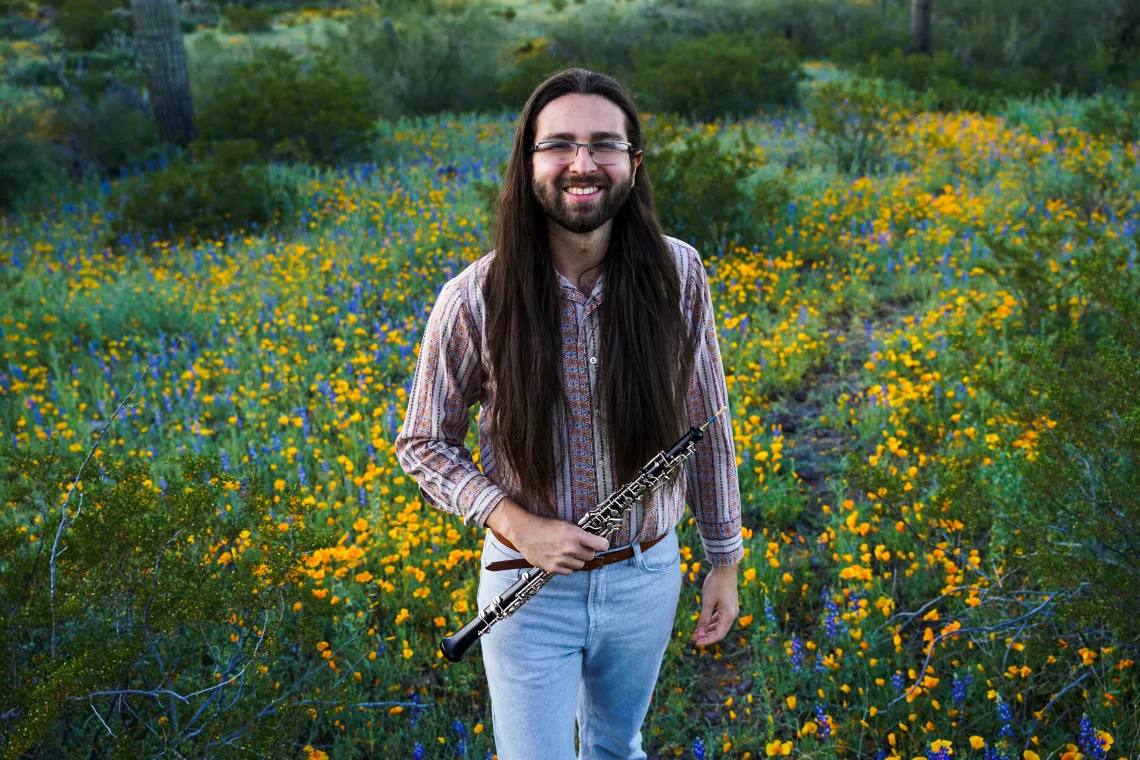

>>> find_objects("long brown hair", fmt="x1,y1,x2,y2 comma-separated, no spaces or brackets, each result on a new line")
484,67,697,515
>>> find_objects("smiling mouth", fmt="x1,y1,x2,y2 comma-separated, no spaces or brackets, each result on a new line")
564,187,603,198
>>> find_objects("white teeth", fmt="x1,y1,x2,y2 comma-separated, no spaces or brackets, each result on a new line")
566,187,600,195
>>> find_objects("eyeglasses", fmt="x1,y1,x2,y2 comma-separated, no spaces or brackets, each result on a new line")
530,140,637,166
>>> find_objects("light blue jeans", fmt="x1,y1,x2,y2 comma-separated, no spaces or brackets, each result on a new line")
476,525,683,760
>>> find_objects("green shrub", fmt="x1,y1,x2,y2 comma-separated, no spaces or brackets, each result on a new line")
0,14,46,39
53,0,133,51
107,138,304,249
1080,87,1140,144
0,107,64,213
958,232,1140,642
805,77,914,177
628,33,804,121
220,3,275,33
43,81,164,179
642,122,763,252
196,45,384,166
320,5,508,118
0,441,338,756
854,49,1016,113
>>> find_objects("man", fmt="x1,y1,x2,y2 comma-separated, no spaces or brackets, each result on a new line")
394,68,742,760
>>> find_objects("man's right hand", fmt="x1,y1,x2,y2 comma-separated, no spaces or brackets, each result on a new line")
486,498,609,576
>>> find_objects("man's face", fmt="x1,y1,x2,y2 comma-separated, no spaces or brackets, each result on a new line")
530,93,643,235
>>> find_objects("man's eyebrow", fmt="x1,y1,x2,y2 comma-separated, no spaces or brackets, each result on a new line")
538,131,626,141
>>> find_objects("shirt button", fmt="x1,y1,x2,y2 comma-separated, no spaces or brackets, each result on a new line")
589,356,597,365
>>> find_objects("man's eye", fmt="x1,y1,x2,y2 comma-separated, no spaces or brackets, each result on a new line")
595,142,623,150
545,142,574,149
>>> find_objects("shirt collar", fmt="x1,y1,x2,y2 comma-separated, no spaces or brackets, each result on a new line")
556,269,605,302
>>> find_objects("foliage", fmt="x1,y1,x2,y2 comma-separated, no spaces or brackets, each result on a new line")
0,106,64,213
805,77,914,177
43,81,165,180
961,230,1140,643
220,4,275,33
1079,87,1140,144
0,439,339,757
320,5,509,118
106,138,304,249
628,33,804,122
196,45,384,166
0,13,47,39
642,120,765,252
53,0,133,51
853,49,1013,113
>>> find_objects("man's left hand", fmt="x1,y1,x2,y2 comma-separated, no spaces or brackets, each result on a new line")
692,564,739,646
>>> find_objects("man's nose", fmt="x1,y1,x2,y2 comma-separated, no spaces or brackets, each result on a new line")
567,145,599,171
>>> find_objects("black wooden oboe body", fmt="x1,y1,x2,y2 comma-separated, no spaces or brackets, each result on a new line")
440,409,725,662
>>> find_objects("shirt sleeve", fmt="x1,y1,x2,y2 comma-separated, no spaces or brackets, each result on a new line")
683,249,744,567
394,277,509,528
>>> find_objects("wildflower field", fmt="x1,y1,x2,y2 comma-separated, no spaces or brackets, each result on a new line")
1,71,1138,759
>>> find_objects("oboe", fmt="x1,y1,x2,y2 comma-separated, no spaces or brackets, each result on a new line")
439,406,727,662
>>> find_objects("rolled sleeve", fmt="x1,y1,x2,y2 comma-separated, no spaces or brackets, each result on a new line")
682,248,744,567
394,277,509,528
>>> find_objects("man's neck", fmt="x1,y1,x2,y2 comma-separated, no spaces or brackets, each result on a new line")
548,221,610,290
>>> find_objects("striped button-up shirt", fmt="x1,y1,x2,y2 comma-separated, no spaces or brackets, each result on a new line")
394,236,743,567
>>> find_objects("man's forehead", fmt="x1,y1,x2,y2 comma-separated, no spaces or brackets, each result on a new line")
534,95,627,141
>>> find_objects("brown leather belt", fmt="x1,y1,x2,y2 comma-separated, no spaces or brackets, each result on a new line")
485,528,667,572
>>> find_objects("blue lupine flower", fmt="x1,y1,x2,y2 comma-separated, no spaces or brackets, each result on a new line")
927,744,951,760
790,634,804,672
298,464,307,487
220,450,230,472
763,596,778,645
996,693,1013,737
891,672,905,691
814,649,826,673
822,588,846,640
453,719,468,756
412,742,425,759
359,487,368,508
1080,713,1108,760
951,672,972,704
691,737,705,760
815,703,831,741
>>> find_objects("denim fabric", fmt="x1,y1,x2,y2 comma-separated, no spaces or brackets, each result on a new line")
476,526,683,760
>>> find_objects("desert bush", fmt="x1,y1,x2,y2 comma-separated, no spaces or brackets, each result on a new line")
805,77,914,177
0,13,46,38
628,33,804,121
220,3,274,32
854,49,1010,113
53,0,133,51
0,106,65,213
642,122,763,252
0,439,339,756
952,229,1140,643
42,81,165,180
196,45,384,165
106,138,304,249
1079,87,1140,144
320,5,508,118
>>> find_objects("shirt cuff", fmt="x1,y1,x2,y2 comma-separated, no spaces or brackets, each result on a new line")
459,480,510,529
699,532,744,568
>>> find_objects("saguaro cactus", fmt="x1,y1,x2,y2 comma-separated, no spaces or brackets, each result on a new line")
131,0,197,147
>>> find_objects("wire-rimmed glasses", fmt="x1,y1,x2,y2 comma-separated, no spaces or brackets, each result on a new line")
531,140,637,165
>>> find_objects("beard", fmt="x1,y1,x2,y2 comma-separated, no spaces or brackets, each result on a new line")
531,172,635,234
